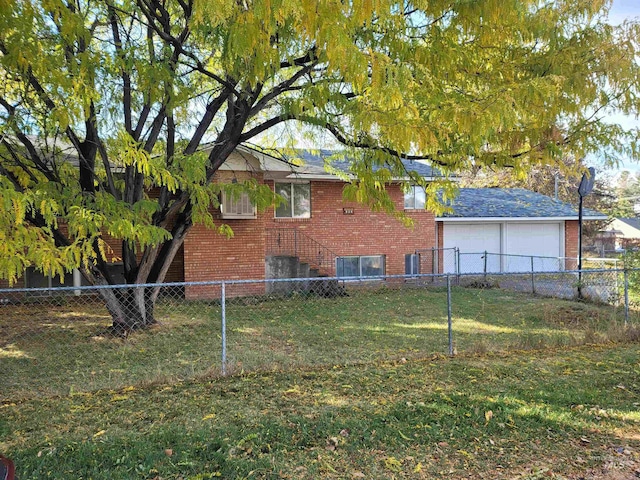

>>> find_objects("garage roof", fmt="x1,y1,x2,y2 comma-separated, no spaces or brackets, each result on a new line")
438,188,607,221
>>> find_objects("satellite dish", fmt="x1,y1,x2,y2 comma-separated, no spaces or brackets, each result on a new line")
578,167,596,197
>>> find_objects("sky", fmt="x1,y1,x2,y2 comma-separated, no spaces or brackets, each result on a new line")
608,0,640,26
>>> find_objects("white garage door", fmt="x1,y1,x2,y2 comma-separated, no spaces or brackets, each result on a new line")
504,223,562,272
443,223,501,273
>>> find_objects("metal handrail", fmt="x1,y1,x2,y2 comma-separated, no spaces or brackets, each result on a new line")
266,228,338,276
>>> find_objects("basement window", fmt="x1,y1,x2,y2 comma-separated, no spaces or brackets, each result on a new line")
336,255,385,278
405,253,420,275
24,267,89,294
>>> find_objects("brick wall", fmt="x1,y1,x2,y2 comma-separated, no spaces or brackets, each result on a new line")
182,178,438,299
183,171,266,299
565,220,579,270
265,180,437,276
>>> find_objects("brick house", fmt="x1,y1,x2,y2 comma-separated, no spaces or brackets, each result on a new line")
183,148,604,298
0,147,605,295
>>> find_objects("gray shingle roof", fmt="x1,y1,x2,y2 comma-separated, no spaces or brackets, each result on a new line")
292,149,442,178
439,188,605,219
617,217,640,230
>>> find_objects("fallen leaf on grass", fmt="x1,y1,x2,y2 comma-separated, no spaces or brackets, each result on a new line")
384,456,402,472
485,410,494,423
326,437,339,451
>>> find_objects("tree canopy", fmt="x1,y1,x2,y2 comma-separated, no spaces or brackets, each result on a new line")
1,0,639,326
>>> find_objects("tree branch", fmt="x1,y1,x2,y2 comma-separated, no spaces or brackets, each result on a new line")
279,46,317,68
184,88,232,155
132,0,241,97
248,62,317,118
239,114,295,142
97,138,120,200
107,3,133,134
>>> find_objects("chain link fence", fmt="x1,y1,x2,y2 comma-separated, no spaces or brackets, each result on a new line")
2,269,639,401
415,248,621,275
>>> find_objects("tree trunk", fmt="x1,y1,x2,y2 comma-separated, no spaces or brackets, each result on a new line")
83,264,159,334
101,286,157,334
85,230,190,333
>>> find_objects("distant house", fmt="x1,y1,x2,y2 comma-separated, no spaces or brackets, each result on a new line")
596,218,640,253
0,147,606,297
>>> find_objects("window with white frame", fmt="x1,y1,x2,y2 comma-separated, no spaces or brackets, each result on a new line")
405,253,420,275
336,255,385,278
275,182,311,218
404,186,426,210
221,191,256,219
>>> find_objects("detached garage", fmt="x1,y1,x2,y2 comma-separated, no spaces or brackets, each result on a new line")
437,189,606,274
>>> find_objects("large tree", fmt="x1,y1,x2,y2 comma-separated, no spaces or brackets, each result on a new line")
611,170,640,218
1,0,639,330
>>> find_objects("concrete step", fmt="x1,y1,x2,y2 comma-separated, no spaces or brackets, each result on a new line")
297,262,310,278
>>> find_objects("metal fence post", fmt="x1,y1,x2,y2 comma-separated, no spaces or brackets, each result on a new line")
624,269,629,327
221,281,227,376
483,251,487,280
447,275,454,356
432,247,436,277
530,256,535,294
455,248,461,285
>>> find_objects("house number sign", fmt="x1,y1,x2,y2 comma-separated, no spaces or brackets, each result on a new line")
343,208,354,215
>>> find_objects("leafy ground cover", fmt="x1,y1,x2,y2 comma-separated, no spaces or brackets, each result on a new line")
1,344,639,479
1,285,636,399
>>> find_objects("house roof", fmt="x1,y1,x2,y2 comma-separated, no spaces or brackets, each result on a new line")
276,149,444,180
616,217,640,231
438,188,606,221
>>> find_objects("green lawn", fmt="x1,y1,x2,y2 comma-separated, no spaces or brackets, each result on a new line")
1,285,636,399
2,285,639,478
1,344,639,479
